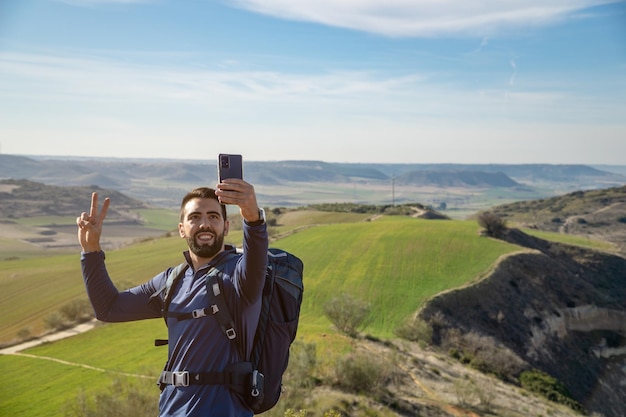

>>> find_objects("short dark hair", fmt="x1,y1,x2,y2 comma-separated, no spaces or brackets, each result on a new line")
180,187,227,222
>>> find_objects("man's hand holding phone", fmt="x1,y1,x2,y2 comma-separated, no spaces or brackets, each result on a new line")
215,154,262,224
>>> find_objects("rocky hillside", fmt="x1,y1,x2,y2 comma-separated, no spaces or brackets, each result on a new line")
418,228,626,417
489,185,626,255
0,178,149,220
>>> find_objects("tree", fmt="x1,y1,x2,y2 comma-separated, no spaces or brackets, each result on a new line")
477,211,507,238
323,293,371,337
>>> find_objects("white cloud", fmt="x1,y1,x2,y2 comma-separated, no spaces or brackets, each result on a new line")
1,48,624,163
0,50,623,126
54,0,151,5
228,0,621,37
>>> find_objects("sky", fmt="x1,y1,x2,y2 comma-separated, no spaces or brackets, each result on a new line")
0,0,625,164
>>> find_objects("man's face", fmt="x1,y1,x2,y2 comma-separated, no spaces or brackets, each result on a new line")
178,198,229,259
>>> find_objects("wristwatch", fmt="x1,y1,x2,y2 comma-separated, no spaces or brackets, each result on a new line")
245,208,266,227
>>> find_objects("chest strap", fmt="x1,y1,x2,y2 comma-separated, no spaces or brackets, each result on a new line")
166,305,219,321
164,278,237,340
159,362,252,390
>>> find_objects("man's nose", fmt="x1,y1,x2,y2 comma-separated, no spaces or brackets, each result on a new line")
199,216,211,229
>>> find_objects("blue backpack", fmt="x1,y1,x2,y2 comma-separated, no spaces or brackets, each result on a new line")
156,248,304,414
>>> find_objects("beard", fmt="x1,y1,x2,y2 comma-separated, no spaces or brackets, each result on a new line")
187,229,224,259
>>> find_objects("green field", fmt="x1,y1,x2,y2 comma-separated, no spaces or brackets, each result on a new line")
0,214,541,416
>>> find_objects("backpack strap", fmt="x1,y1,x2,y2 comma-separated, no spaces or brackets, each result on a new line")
150,263,189,310
153,263,189,346
207,273,246,361
250,261,275,367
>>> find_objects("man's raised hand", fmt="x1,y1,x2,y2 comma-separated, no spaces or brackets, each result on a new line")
76,192,110,253
215,179,261,223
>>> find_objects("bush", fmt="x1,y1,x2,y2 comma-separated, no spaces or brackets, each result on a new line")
453,378,495,411
333,351,392,396
323,293,371,338
394,317,433,344
43,311,72,331
441,330,524,381
519,369,586,413
60,298,94,323
65,377,158,417
284,410,342,417
17,327,32,341
477,211,507,237
285,341,318,389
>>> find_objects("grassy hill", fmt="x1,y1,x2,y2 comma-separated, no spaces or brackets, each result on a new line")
0,214,519,344
0,214,525,417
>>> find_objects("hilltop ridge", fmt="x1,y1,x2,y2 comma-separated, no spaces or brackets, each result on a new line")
1,154,624,211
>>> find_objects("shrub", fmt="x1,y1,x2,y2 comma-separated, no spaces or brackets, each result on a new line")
60,298,94,323
43,311,71,331
333,351,392,396
477,211,507,237
285,341,317,389
394,317,433,345
64,377,158,417
17,327,32,341
454,377,495,410
284,410,342,417
323,293,371,338
284,410,307,417
441,330,524,381
519,369,586,413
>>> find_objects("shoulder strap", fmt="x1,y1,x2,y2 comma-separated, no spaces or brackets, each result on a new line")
163,263,189,309
149,262,189,315
250,261,275,367
207,270,246,360
153,263,189,346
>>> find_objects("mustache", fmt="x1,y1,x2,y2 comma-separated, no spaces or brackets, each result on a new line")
193,228,215,238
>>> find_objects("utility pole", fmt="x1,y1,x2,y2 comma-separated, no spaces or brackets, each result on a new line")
392,174,395,206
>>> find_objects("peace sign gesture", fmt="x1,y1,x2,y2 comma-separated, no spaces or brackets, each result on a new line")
76,192,110,253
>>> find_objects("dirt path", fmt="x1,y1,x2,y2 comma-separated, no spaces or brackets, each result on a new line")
0,319,154,379
559,202,622,234
9,351,153,379
0,320,97,355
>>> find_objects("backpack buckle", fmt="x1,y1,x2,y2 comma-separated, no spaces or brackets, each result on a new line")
225,327,237,340
191,308,207,319
250,370,264,397
172,371,189,387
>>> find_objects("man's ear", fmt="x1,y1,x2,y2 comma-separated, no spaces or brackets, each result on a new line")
223,219,230,236
178,223,185,238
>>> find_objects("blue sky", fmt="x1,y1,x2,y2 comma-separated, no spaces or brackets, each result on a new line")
0,0,625,164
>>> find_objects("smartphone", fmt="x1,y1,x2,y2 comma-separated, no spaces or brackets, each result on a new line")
218,154,243,181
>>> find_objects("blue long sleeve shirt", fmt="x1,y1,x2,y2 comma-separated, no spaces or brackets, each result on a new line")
81,222,268,417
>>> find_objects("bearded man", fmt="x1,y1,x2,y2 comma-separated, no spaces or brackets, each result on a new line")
76,180,268,417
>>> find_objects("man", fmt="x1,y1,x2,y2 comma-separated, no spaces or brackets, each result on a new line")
76,179,268,417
